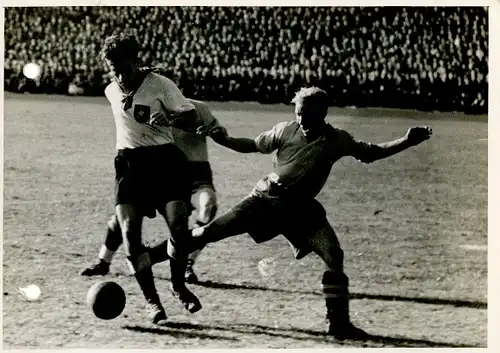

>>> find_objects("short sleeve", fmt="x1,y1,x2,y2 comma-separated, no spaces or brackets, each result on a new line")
254,121,290,154
157,76,195,115
196,102,217,126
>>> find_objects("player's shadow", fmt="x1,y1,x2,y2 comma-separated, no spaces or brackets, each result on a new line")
192,279,487,309
122,324,238,342
114,272,486,309
123,321,480,348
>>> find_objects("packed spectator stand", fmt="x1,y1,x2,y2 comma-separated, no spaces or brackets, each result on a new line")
4,6,488,113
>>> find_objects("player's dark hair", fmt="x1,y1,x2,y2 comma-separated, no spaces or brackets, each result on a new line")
100,30,140,63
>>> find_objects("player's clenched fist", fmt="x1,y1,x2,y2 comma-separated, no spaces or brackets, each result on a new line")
405,126,433,146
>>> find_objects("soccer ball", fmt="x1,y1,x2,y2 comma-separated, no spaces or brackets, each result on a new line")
86,281,126,320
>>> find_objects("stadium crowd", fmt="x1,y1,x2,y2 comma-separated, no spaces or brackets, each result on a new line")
4,6,488,113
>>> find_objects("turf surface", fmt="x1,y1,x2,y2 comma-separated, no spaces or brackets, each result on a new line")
3,94,487,348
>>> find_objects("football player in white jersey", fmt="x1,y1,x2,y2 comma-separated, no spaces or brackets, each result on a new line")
94,31,202,324
82,99,223,283
147,87,432,339
173,99,222,282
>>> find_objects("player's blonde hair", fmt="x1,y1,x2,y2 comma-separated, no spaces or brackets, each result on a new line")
291,86,329,106
291,87,329,118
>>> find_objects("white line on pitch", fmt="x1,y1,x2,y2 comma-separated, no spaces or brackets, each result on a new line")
459,244,487,251
478,138,487,141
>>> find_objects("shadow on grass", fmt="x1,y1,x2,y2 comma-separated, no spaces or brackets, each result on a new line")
122,324,238,341
123,321,480,348
109,273,486,310
192,279,487,310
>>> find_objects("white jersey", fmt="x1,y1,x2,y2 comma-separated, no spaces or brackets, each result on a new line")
172,99,221,162
104,72,195,150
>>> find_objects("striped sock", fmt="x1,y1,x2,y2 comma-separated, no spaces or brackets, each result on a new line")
322,271,350,325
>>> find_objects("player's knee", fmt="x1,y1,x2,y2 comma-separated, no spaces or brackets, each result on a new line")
119,217,140,234
196,189,217,224
198,200,217,225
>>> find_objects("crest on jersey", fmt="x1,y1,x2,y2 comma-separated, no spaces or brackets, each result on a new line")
133,104,150,123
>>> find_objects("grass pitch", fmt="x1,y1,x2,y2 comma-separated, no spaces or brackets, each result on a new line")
3,94,487,348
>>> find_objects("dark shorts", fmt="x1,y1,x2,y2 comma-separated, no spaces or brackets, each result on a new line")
114,144,192,218
188,161,214,191
230,194,327,252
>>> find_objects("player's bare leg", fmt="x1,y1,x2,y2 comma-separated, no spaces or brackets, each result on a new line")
186,187,218,283
81,215,122,276
188,207,249,253
116,204,167,324
82,215,174,278
82,207,209,284
308,223,369,340
162,200,202,313
148,206,246,266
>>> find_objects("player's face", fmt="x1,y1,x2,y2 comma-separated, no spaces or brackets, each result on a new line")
105,58,137,89
295,100,327,137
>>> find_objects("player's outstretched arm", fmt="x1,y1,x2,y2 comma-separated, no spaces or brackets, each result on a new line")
197,125,259,153
218,136,259,153
350,126,432,163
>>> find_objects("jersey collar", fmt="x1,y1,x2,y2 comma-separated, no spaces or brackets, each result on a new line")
118,68,154,111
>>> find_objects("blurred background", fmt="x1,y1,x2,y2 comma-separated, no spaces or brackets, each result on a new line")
4,6,488,114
